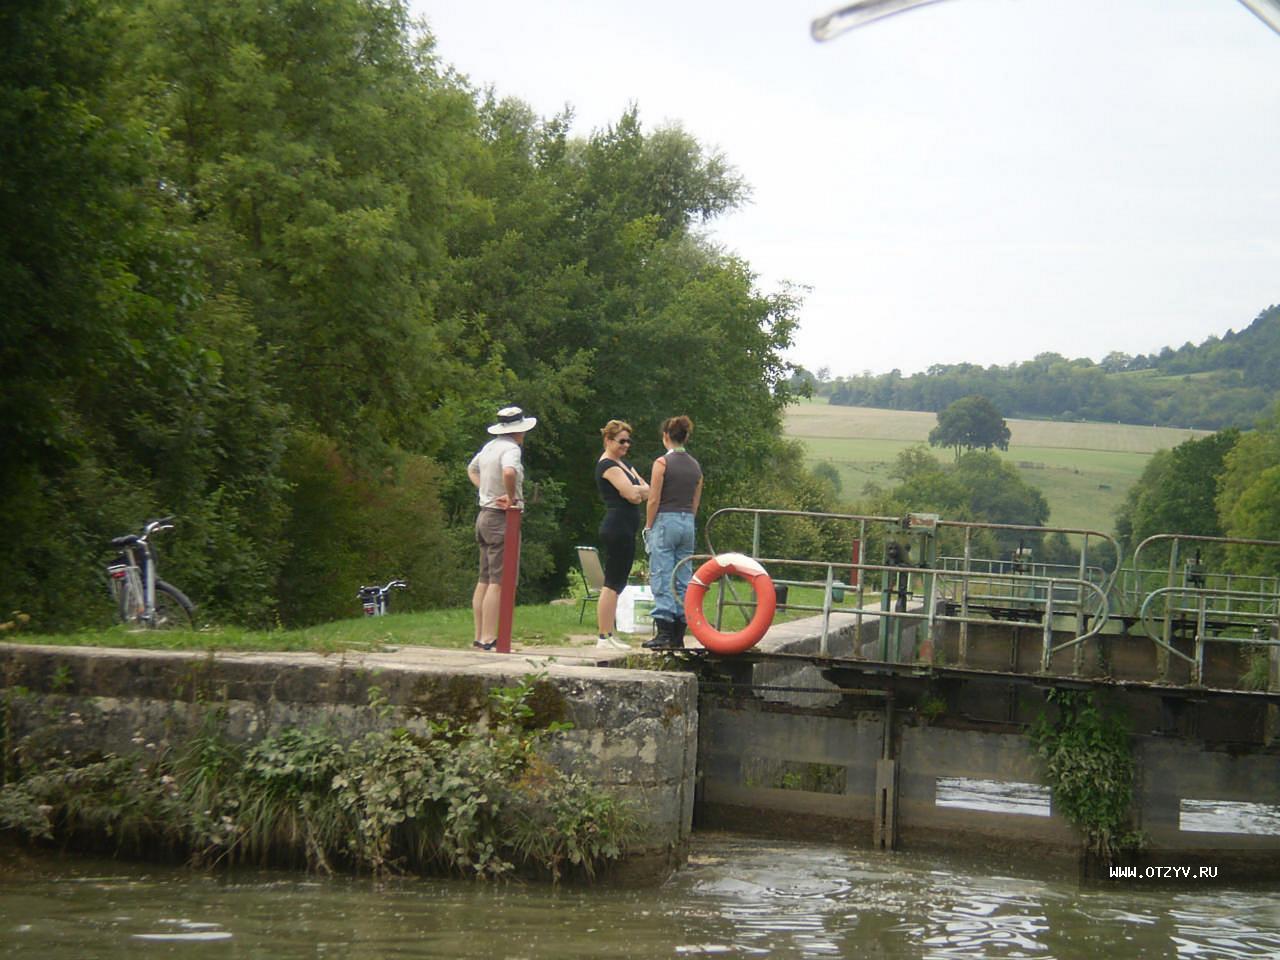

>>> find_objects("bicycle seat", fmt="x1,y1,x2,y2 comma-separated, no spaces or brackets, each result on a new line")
111,535,141,547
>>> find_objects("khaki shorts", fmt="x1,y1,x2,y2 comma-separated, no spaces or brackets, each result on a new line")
475,508,507,583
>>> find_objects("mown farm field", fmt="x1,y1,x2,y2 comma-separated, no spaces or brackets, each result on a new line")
784,403,1211,533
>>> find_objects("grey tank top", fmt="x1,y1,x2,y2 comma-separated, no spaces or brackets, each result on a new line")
658,450,702,513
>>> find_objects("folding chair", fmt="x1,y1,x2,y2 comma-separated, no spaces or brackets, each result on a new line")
575,545,606,624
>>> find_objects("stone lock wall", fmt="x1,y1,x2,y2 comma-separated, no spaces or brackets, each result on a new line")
0,644,698,880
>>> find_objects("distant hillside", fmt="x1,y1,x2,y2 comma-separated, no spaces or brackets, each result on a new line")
816,304,1280,430
784,403,1210,532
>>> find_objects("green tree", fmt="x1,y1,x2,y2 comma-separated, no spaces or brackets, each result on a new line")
1217,402,1280,575
126,0,493,458
1,0,819,628
1115,429,1240,554
928,396,1011,460
1,0,291,628
436,103,798,594
868,448,1048,556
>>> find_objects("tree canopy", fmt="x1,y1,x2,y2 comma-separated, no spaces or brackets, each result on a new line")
928,396,1011,460
1,0,821,631
866,446,1049,557
1114,430,1239,554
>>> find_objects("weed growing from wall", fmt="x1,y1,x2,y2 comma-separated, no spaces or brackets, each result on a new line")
0,674,635,882
1030,689,1141,866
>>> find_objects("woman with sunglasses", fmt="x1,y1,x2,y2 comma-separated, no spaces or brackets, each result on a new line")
594,419,650,648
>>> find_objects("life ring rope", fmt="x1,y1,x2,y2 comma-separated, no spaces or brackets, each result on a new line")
684,552,777,655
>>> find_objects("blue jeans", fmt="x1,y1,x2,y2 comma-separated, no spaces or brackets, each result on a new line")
649,511,695,622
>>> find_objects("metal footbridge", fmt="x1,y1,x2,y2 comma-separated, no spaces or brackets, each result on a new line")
683,508,1280,696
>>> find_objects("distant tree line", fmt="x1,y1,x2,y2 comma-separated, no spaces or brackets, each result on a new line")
807,304,1280,430
2,0,834,631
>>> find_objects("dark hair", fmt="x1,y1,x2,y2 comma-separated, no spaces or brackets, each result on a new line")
662,415,692,444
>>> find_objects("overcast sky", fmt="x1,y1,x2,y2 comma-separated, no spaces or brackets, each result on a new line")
413,0,1280,377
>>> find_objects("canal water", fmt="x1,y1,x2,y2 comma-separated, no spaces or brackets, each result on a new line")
3,832,1279,959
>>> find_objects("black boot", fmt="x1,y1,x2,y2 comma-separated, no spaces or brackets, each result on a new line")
644,618,675,650
672,618,687,649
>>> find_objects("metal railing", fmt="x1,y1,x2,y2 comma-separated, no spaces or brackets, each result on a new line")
1137,587,1280,685
687,507,1280,688
1124,533,1280,683
698,507,1115,672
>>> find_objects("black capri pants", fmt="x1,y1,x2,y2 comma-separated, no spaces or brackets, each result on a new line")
598,509,638,593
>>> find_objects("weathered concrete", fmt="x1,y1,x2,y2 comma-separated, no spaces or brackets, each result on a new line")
695,613,1280,876
9,612,1280,880
0,642,696,881
739,604,920,708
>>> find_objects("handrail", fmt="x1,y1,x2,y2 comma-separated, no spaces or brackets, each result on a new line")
677,550,1110,669
1138,585,1280,685
690,506,1278,686
1129,533,1280,599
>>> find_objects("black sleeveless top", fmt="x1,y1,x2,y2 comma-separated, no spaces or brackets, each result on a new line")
596,458,642,532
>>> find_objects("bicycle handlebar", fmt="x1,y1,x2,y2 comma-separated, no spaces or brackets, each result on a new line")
110,517,177,550
357,579,408,594
143,516,176,536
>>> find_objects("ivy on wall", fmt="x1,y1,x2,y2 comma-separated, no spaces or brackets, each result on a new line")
1030,689,1141,865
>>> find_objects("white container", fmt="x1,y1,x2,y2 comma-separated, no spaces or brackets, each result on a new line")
615,584,654,634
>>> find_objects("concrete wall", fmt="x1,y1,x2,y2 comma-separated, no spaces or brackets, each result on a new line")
696,690,1280,874
696,609,1280,876
0,644,697,880
935,618,1270,690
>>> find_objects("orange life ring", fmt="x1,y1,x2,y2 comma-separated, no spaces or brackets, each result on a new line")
684,552,777,654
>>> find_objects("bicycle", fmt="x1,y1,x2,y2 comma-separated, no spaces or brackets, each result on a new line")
358,579,407,617
106,516,196,630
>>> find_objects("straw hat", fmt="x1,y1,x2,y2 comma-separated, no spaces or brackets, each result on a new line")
487,405,538,435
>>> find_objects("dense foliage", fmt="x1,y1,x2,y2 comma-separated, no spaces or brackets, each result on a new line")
1115,430,1239,555
0,675,634,880
1113,402,1280,577
927,395,1011,459
1218,405,1280,574
1030,691,1138,866
818,304,1280,429
1,0,815,630
861,446,1052,558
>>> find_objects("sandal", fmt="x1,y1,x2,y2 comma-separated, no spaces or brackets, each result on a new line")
472,639,497,651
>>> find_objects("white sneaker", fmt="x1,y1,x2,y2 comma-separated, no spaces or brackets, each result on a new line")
596,635,631,650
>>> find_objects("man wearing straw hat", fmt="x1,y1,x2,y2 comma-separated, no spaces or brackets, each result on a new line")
467,406,537,650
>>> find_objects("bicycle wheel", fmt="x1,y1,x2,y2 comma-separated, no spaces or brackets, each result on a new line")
151,580,196,630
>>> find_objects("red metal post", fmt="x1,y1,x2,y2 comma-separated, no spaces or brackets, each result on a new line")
496,507,522,654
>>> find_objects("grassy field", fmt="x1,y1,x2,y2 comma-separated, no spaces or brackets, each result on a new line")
6,602,605,653
785,402,1209,534
9,580,842,652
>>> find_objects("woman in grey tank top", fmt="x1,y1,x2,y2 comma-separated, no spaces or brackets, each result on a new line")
643,415,703,650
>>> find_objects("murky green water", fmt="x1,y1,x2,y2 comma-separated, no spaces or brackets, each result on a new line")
3,834,1279,958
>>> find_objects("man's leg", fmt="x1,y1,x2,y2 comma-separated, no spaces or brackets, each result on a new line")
480,582,503,643
472,581,488,644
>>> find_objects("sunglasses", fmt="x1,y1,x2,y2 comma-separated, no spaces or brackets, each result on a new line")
616,437,632,446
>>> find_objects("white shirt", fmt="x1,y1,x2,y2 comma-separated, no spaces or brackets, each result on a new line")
468,436,523,508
